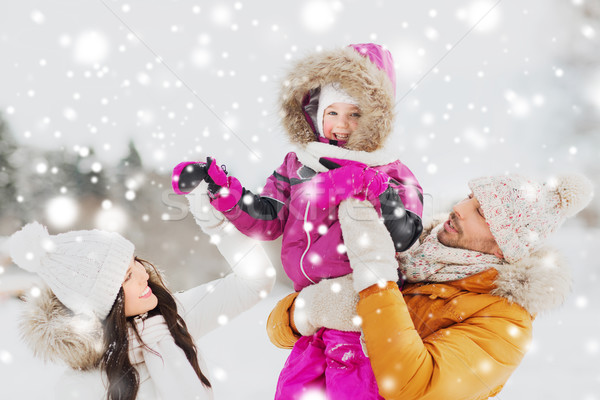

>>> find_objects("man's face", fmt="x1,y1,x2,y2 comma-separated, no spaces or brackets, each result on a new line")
437,193,504,258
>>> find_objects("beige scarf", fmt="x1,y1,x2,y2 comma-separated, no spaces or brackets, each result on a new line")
398,224,505,283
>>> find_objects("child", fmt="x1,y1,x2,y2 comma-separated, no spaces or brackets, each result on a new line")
9,181,275,400
172,43,424,399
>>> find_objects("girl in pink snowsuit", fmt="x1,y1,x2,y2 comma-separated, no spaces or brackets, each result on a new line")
173,43,424,399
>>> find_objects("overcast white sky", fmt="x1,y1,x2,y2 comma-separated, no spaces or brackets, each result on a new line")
2,0,597,209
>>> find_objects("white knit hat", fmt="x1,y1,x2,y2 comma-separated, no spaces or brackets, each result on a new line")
9,222,134,319
316,83,359,138
469,174,593,263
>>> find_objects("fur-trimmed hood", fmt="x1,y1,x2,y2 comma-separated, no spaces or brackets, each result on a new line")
19,287,105,370
19,269,166,370
419,217,572,316
280,44,396,152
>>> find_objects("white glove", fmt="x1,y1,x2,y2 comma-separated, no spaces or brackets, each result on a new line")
293,275,361,336
186,181,228,235
338,198,399,292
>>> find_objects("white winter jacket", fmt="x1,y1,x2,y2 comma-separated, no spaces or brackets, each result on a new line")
21,182,276,400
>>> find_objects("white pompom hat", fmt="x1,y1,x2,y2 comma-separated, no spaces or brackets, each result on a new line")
469,174,593,263
316,83,359,138
9,222,134,319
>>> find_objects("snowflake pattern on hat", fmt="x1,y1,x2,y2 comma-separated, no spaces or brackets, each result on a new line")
469,174,593,263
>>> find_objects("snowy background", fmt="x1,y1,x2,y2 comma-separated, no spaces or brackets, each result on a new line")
1,0,599,399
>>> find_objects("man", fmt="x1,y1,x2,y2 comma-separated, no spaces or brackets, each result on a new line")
267,173,593,400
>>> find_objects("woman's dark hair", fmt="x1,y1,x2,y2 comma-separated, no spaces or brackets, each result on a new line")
102,257,211,400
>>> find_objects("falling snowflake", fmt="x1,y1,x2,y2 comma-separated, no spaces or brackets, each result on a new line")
73,30,110,65
46,196,79,229
0,350,13,364
31,9,45,24
301,1,337,33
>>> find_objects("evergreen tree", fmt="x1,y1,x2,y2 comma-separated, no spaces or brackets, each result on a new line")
0,113,18,216
114,140,146,213
119,140,143,171
559,1,600,224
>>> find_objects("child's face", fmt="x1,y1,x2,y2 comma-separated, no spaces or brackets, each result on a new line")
122,258,159,317
322,102,361,141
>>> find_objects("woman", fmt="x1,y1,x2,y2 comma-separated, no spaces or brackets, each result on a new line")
10,181,275,400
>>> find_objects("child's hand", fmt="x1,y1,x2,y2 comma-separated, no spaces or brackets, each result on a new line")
172,161,209,195
308,158,390,209
203,158,243,212
173,157,242,212
172,157,228,195
357,168,389,203
204,157,228,191
318,157,390,201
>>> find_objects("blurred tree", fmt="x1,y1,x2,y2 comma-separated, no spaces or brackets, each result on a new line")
4,130,110,231
0,114,18,207
0,113,25,234
561,0,600,225
113,140,152,224
119,140,143,170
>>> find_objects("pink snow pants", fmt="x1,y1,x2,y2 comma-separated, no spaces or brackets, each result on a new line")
275,328,383,400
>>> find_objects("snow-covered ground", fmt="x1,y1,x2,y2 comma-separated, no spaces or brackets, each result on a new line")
1,226,598,399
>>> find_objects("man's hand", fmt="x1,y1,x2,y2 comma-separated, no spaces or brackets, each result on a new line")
292,275,361,336
338,199,399,292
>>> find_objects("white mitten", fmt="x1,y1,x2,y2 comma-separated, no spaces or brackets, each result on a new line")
293,275,361,336
338,198,399,292
186,181,228,235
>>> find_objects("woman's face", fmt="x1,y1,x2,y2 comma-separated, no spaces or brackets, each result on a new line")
122,258,159,317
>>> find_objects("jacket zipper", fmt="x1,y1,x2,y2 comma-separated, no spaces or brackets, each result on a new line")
299,201,317,285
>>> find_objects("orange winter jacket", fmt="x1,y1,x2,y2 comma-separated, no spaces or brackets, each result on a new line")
267,268,534,400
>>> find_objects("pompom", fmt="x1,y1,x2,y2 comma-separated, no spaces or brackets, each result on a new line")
9,222,51,273
553,174,594,217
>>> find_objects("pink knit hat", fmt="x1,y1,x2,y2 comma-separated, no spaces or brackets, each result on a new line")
469,174,593,263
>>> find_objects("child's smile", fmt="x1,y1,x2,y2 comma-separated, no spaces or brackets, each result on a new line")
322,103,361,141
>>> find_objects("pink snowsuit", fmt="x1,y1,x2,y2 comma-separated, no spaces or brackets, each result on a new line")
221,150,423,291
222,44,424,399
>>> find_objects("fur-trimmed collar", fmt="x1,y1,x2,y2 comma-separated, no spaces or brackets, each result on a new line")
491,247,571,316
295,142,398,172
280,46,395,152
418,217,572,316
